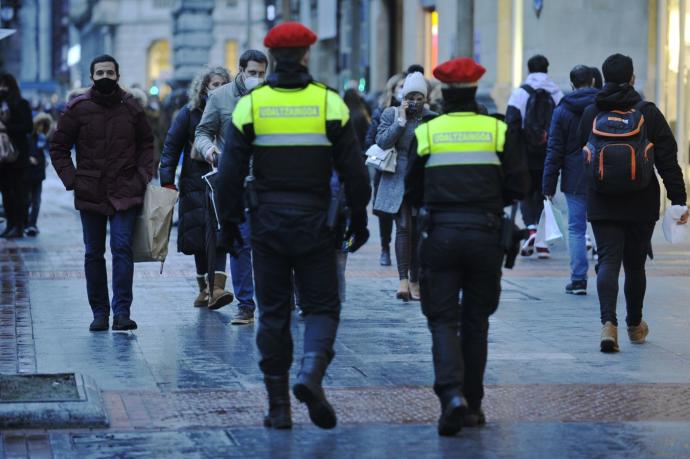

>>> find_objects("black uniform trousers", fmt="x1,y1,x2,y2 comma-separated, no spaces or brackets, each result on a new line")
419,224,503,410
250,204,341,376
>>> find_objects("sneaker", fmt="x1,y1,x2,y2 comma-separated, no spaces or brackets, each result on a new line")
520,229,537,257
536,246,551,259
600,321,619,353
112,315,138,331
231,306,255,325
565,280,587,295
627,320,649,344
24,226,39,237
89,316,109,332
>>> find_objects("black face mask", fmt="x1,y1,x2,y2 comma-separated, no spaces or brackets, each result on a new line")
93,78,118,94
406,101,422,114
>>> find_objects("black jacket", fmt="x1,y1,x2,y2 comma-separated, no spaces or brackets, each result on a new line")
159,104,212,255
216,62,371,226
576,83,687,222
406,110,529,215
543,87,598,196
1,97,32,169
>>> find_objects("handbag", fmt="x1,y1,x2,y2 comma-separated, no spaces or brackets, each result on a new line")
0,132,18,163
365,143,397,173
132,184,179,271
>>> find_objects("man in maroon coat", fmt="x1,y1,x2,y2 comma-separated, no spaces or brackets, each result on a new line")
50,55,153,332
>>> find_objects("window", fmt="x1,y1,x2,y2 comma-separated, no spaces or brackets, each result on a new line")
225,40,238,75
147,39,172,98
424,10,439,78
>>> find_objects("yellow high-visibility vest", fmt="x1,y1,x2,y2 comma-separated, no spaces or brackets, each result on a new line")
415,113,506,167
231,82,350,147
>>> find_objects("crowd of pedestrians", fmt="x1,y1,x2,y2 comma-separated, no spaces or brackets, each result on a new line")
1,19,689,438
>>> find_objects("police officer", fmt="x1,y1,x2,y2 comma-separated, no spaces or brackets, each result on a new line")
216,22,371,430
406,57,528,436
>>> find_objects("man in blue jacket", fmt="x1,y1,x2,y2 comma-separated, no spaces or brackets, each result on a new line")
543,65,597,295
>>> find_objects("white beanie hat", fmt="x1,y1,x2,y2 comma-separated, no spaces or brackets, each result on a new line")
402,72,427,98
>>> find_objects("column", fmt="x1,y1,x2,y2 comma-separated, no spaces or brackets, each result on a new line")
171,0,215,87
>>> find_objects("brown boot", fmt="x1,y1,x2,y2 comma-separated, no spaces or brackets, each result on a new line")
396,279,411,302
600,321,619,353
627,320,649,344
194,275,209,307
208,272,234,310
409,281,421,301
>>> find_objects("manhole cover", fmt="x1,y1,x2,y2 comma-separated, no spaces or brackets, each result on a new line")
0,373,81,402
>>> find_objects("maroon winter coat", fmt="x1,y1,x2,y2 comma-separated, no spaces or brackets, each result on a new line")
50,87,154,215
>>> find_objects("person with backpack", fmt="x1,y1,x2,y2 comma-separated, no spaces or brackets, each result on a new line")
576,53,688,353
542,65,598,295
506,55,563,259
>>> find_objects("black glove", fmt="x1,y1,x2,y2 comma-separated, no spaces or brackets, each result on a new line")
345,208,369,253
216,223,244,257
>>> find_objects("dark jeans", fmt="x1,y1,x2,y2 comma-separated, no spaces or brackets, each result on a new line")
229,221,255,309
419,225,503,409
250,205,340,376
520,169,544,227
80,208,138,319
193,248,227,275
591,220,655,327
27,181,42,227
395,201,419,282
0,167,28,231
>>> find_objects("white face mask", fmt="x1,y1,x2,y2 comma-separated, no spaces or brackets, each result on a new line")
244,76,263,91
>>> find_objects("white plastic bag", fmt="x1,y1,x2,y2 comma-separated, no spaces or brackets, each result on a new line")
662,205,690,244
535,199,567,245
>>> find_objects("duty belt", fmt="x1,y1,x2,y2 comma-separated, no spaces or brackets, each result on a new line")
430,211,501,230
257,191,329,210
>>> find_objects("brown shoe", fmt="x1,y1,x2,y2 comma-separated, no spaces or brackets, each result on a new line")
627,320,649,344
396,279,411,302
600,321,619,353
409,281,421,301
208,272,234,310
194,275,209,307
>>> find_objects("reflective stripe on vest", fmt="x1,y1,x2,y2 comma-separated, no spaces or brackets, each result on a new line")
420,113,505,168
250,84,331,147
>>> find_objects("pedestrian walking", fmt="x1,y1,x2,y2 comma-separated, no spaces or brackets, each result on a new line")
506,54,563,259
216,22,371,430
50,55,154,332
194,49,268,325
343,89,370,152
407,57,528,436
24,112,54,236
0,73,33,239
374,71,436,301
542,65,598,295
576,53,688,353
364,72,404,267
159,66,233,309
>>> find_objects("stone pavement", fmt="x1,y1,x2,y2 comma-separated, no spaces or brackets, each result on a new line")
2,171,690,458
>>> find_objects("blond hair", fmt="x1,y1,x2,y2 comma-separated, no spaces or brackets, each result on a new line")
188,66,231,111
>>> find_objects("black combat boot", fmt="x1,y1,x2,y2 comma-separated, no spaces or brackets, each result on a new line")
437,389,468,436
263,374,292,429
89,316,109,332
292,352,337,429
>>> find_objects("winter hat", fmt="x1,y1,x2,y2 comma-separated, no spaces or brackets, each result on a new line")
402,72,427,98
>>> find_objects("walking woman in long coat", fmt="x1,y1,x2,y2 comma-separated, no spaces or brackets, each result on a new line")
159,66,234,309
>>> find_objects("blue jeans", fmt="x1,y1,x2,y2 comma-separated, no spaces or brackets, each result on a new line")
80,208,138,319
564,193,588,282
229,221,255,309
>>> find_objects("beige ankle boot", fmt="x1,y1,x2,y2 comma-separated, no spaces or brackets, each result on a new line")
409,281,420,301
194,275,209,307
627,320,649,344
208,272,234,310
396,279,411,302
600,321,619,353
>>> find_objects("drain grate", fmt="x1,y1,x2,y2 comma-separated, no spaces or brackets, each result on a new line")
0,373,81,403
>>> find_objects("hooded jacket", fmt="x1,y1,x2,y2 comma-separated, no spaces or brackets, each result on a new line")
576,83,687,222
506,72,564,170
542,87,598,196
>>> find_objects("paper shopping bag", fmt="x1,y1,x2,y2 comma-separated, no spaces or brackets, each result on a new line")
132,184,179,263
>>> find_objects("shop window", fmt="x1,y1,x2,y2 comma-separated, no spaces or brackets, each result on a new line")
424,10,439,78
225,40,238,75
147,39,172,98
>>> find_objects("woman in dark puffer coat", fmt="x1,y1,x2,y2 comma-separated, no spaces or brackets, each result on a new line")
159,66,233,309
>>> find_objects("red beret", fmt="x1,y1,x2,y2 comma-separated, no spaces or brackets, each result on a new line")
433,57,486,86
264,22,317,49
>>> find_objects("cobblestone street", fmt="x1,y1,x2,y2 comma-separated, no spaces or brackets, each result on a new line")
2,172,690,458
